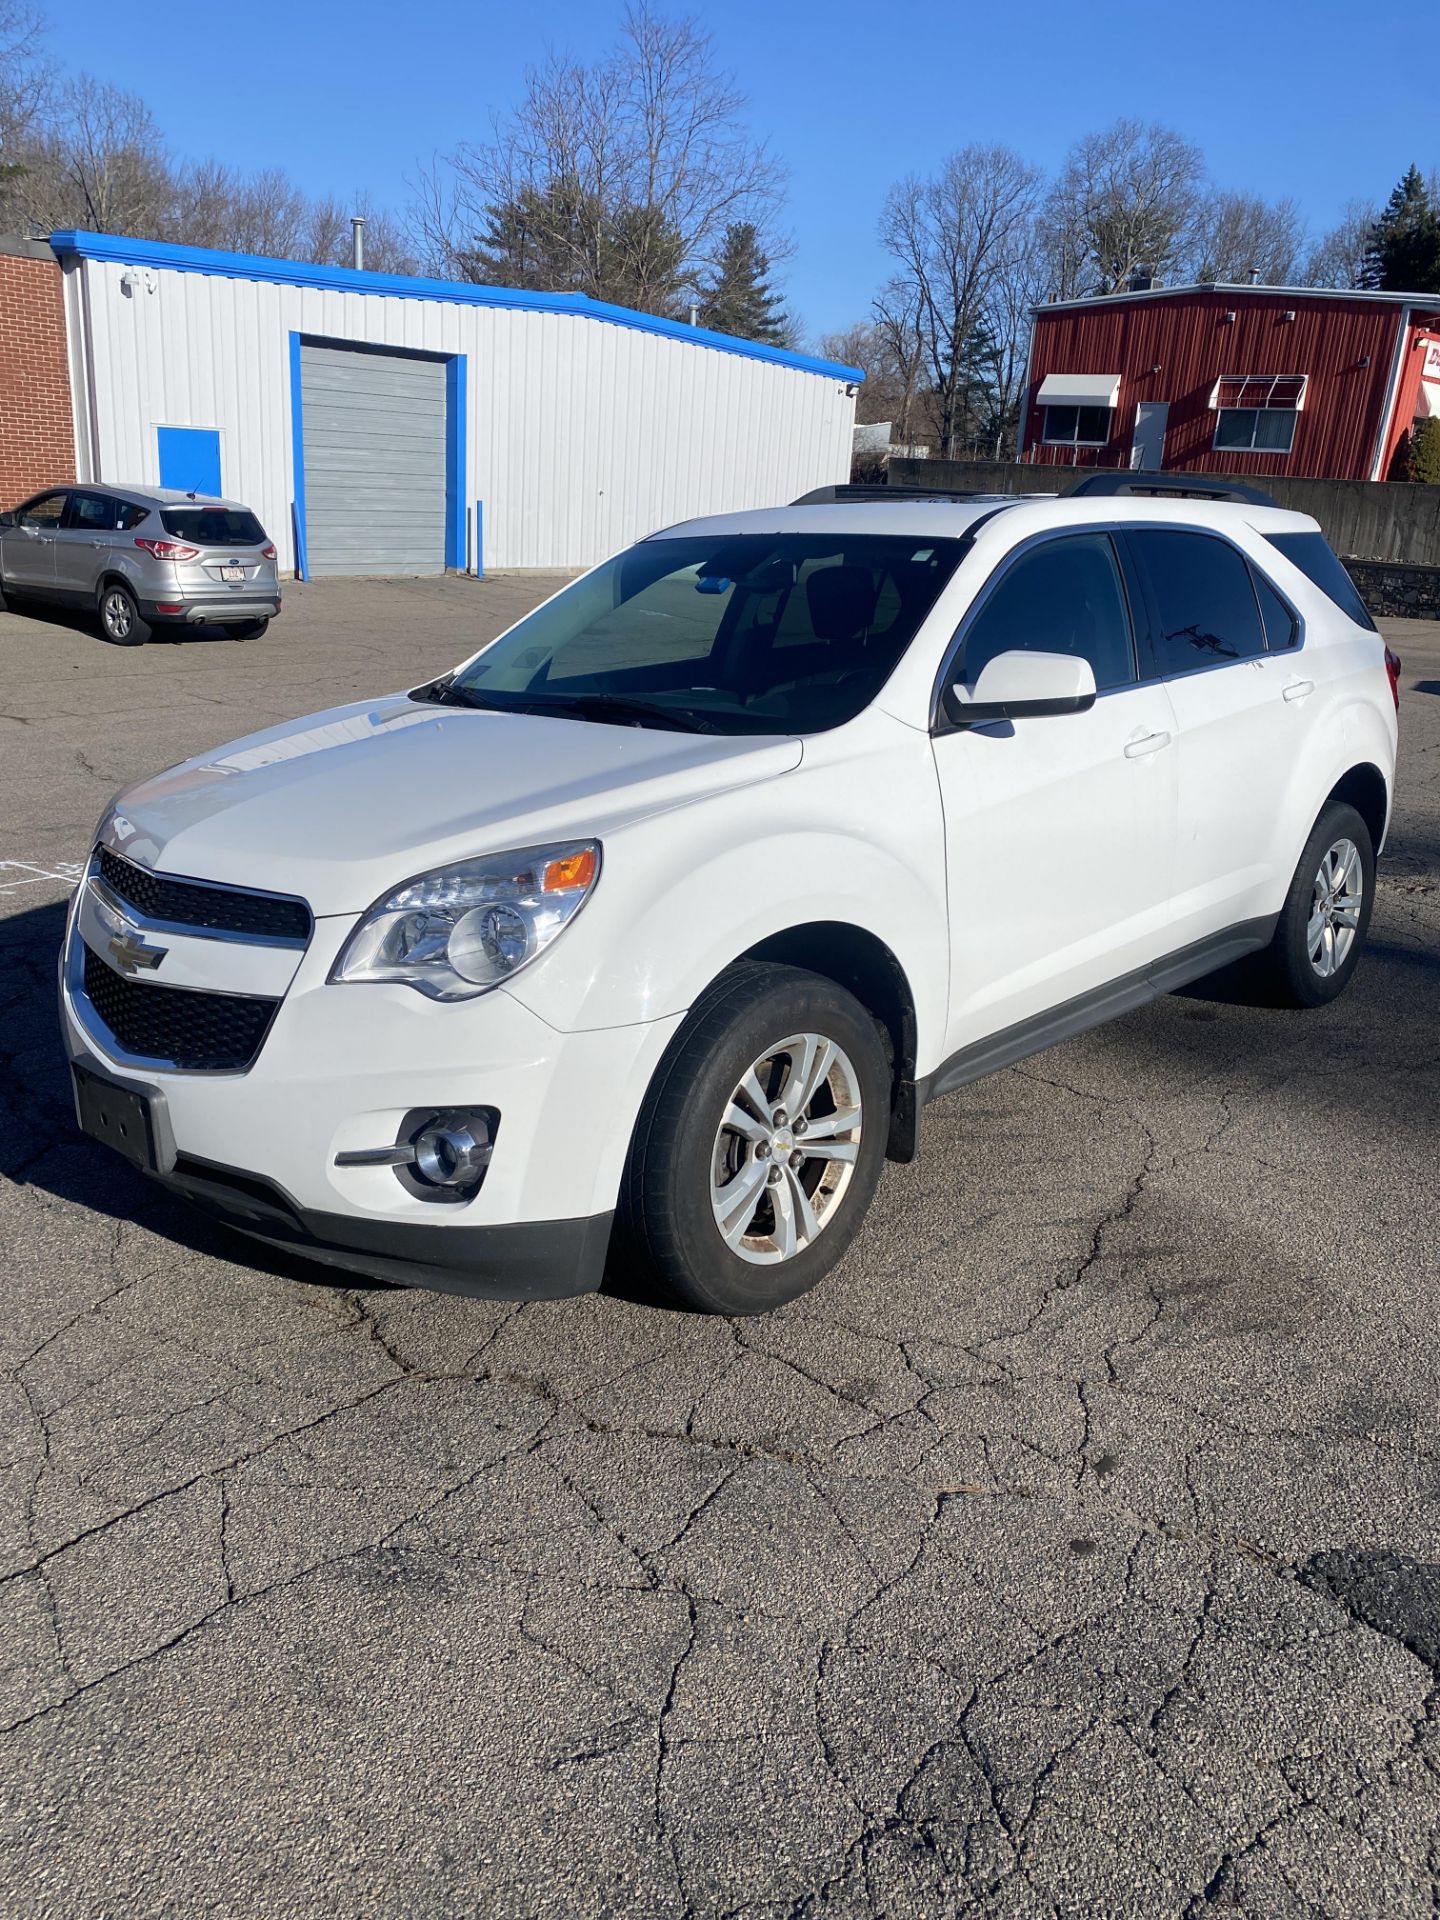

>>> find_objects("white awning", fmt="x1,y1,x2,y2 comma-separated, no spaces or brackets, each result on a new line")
1036,372,1122,409
1418,378,1440,420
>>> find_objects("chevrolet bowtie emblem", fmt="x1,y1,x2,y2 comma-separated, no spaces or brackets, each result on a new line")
107,925,168,974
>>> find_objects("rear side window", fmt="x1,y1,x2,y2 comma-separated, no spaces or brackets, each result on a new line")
1131,530,1265,675
116,502,148,531
959,534,1136,691
159,507,266,546
1251,566,1299,649
1264,531,1376,631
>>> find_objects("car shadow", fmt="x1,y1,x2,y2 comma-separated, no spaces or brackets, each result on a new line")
3,596,242,647
1413,680,1440,697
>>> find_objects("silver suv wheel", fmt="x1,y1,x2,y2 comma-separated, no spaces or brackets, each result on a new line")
101,587,134,641
1308,836,1363,978
710,1031,863,1265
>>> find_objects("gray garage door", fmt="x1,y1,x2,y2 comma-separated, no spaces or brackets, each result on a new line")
299,343,447,576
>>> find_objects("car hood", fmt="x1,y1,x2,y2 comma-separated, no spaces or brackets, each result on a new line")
103,695,803,915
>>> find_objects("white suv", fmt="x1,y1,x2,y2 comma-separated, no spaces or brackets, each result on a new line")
60,477,1399,1314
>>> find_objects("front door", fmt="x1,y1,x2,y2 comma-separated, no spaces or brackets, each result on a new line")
2,489,68,590
1131,402,1169,469
931,530,1179,1057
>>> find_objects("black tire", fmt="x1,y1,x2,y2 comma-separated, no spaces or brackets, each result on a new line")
229,618,269,640
98,581,150,646
619,961,891,1314
1254,801,1375,1008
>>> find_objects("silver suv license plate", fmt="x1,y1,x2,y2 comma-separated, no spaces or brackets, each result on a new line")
221,565,244,581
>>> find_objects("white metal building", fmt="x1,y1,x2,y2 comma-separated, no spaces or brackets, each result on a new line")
53,230,860,578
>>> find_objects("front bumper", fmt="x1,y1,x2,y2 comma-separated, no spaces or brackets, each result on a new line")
60,896,683,1298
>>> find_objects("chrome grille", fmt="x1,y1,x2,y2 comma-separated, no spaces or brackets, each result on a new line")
82,944,278,1072
96,846,311,944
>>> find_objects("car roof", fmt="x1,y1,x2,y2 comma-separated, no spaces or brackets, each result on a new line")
42,481,254,512
648,495,1319,543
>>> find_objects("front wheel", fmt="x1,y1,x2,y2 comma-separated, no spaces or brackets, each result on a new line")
619,962,890,1314
1257,801,1376,1008
98,582,149,646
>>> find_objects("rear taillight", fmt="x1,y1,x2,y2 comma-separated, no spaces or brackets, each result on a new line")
135,537,200,561
1384,646,1402,712
261,543,276,561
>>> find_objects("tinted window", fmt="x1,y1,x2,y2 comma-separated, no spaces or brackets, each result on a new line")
65,491,119,532
18,491,67,528
1265,531,1376,631
116,501,149,531
1043,405,1111,446
1251,566,1299,649
443,534,967,735
159,507,266,546
1132,530,1265,674
959,534,1134,691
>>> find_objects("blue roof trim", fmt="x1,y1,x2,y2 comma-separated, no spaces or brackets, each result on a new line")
50,230,864,383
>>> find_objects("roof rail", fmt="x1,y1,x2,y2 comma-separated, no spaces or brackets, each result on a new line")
792,483,1016,505
1063,470,1279,508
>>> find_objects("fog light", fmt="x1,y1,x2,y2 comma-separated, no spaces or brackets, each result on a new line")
413,1115,491,1189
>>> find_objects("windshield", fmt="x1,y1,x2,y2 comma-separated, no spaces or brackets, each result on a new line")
436,533,968,734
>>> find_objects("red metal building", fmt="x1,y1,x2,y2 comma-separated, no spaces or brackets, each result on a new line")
1020,284,1440,481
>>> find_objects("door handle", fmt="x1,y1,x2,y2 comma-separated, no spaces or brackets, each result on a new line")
1282,678,1315,703
1124,729,1172,758
90,539,106,548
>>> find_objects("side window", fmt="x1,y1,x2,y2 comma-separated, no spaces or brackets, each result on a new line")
116,502,149,532
1250,565,1299,650
959,534,1135,692
1131,530,1265,675
64,492,119,533
1263,530,1376,632
18,491,68,529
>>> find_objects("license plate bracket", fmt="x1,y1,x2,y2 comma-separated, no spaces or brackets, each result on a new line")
72,1064,159,1173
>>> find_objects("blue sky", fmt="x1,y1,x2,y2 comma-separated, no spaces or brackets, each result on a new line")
59,0,1431,340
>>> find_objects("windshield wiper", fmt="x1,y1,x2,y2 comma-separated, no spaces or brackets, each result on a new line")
527,693,720,734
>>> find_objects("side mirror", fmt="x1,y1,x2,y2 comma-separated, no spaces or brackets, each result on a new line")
0,511,14,528
944,650,1097,727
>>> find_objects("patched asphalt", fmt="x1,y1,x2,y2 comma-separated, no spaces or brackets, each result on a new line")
1,578,1438,1918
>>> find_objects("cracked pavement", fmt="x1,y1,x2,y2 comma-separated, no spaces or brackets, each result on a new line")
1,579,1438,1918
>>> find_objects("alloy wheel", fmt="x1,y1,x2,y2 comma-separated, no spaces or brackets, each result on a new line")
710,1031,863,1265
1308,836,1363,978
103,590,133,641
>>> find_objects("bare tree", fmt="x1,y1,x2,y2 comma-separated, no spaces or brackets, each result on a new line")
1302,198,1379,288
1041,119,1205,295
880,145,1042,459
415,3,781,315
16,77,172,234
1188,191,1306,284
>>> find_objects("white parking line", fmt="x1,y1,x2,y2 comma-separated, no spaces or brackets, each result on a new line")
0,859,85,897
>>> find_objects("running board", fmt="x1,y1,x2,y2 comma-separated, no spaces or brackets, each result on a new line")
920,917,1277,1104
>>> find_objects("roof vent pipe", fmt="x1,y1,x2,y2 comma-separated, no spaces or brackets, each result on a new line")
1247,264,1261,285
351,216,365,272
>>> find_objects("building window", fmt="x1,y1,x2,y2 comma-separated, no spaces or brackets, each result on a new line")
1042,404,1112,446
1211,375,1306,455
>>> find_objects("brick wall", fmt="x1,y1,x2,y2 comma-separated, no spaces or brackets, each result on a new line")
0,243,74,506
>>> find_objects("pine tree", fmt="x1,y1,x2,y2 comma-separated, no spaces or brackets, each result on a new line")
696,224,789,344
1363,167,1440,293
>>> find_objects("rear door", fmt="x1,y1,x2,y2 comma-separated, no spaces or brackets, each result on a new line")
931,529,1180,1055
54,490,121,598
1124,527,1290,948
3,490,68,590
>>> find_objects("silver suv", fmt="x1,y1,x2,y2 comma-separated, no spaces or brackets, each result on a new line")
0,483,281,645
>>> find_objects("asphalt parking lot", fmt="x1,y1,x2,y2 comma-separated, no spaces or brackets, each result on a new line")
2,576,1438,1919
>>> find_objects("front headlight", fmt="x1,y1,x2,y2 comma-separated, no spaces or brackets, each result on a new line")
331,840,600,1001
